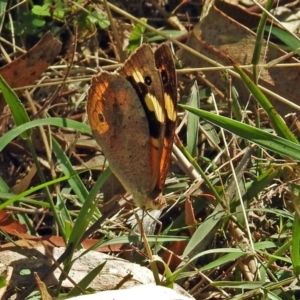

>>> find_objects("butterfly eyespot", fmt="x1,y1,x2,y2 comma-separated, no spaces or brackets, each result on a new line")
145,75,152,86
161,70,168,85
98,113,105,123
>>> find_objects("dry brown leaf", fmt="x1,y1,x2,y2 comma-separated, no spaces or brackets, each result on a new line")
185,197,197,236
178,4,300,116
34,273,52,300
0,210,27,236
11,164,37,194
0,31,62,112
0,234,126,253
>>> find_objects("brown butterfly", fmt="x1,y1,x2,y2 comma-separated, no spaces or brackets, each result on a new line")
87,44,177,209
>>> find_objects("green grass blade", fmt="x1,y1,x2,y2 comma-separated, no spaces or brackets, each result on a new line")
182,210,225,259
180,105,300,161
58,167,111,285
244,167,281,201
0,192,51,208
213,281,265,288
251,0,273,71
0,117,91,152
199,251,248,272
67,262,106,297
0,173,83,210
265,26,300,51
0,74,31,139
52,138,89,205
63,167,111,264
186,82,200,157
231,62,298,144
291,212,300,276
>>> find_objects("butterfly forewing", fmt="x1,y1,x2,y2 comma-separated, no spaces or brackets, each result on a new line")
154,44,177,191
118,45,167,190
